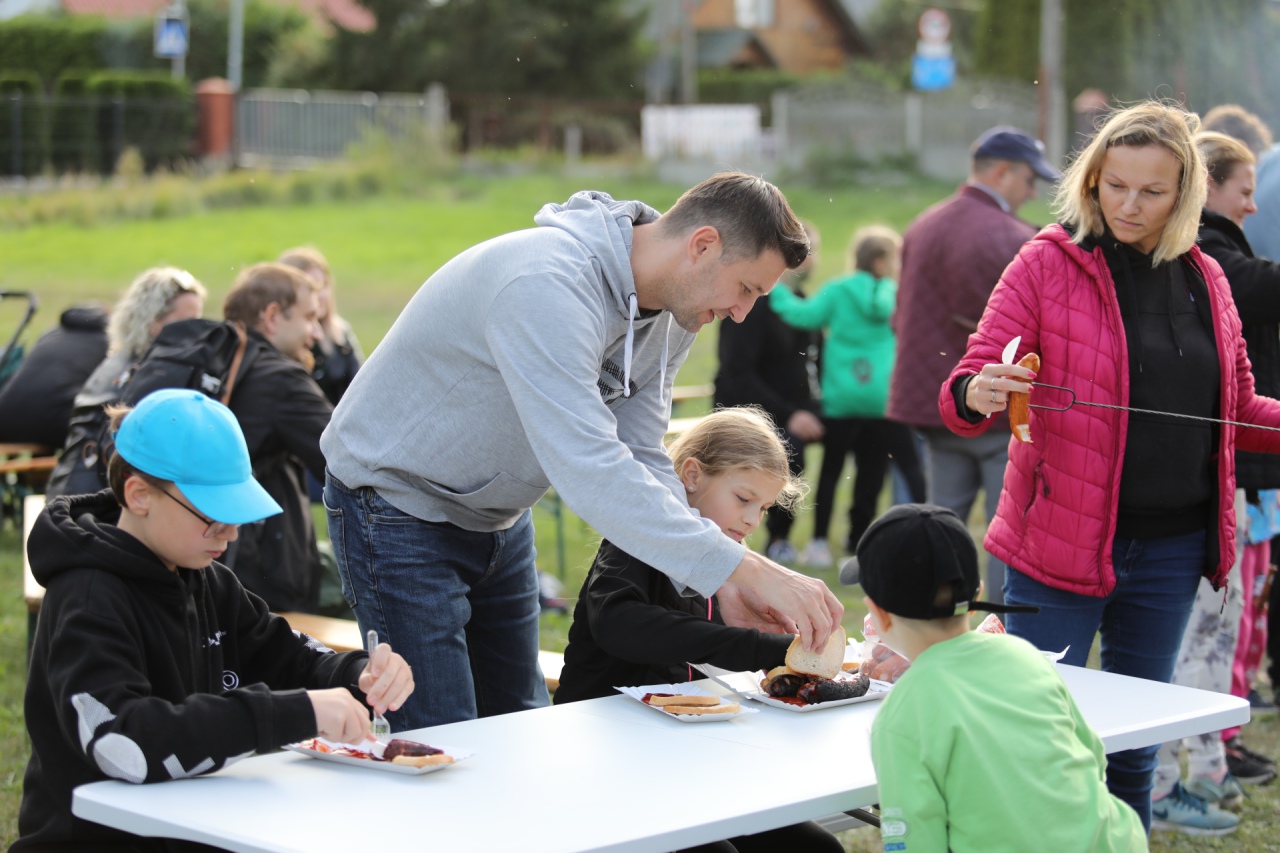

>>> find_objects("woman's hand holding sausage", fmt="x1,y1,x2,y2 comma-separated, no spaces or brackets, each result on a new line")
965,362,1037,417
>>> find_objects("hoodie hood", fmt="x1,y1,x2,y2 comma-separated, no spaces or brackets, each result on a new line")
30,491,183,595
535,191,667,398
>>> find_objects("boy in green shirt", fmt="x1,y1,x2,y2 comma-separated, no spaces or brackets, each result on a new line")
846,504,1147,852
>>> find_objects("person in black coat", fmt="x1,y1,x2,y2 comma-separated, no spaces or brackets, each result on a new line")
713,224,823,564
223,263,335,613
0,305,108,448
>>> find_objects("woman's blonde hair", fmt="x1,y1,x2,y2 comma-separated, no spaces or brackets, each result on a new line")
278,245,343,339
1196,131,1255,186
1053,101,1206,265
667,407,806,511
849,225,901,274
108,267,206,358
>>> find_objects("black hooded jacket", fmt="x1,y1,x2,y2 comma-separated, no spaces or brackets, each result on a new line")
1198,209,1280,491
14,492,368,852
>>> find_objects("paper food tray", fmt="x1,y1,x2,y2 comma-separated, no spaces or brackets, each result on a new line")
692,663,890,712
615,683,758,722
286,739,474,775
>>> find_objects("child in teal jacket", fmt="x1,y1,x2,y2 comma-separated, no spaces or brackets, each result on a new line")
771,225,925,561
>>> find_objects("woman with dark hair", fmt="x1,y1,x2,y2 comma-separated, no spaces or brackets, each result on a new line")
939,101,1280,835
1151,132,1280,816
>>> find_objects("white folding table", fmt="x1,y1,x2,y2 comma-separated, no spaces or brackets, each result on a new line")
71,663,1249,853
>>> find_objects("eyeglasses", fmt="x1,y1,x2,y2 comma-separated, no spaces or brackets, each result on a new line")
157,487,237,539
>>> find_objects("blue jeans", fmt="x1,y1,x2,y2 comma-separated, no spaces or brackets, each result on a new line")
323,471,550,730
1003,530,1207,832
921,427,1010,604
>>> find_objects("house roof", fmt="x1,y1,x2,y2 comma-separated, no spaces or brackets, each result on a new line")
59,0,374,32
697,28,776,69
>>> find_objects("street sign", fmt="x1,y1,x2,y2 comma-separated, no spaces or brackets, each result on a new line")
154,10,189,59
912,54,955,91
913,7,954,91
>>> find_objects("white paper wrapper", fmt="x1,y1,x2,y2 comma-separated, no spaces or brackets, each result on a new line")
286,738,473,775
692,664,890,713
615,683,759,722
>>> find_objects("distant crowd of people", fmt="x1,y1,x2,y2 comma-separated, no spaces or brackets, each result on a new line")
7,97,1280,851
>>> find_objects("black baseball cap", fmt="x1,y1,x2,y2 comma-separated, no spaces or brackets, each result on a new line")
839,504,1039,620
971,125,1062,182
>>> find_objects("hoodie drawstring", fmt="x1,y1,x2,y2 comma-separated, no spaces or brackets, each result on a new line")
623,293,637,398
1115,243,1146,373
659,316,671,407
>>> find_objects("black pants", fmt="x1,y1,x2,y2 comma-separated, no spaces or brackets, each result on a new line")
812,417,926,547
678,819,845,853
764,427,809,544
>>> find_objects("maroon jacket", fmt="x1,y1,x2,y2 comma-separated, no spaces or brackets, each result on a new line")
887,184,1037,429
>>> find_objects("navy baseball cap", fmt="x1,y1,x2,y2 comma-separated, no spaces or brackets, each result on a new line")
971,125,1062,181
114,389,282,525
839,504,1039,620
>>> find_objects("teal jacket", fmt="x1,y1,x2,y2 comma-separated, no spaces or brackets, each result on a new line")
770,270,897,418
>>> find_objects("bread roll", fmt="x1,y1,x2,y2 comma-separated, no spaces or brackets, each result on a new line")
390,753,455,767
661,702,740,716
785,626,848,679
1009,352,1040,443
646,694,720,707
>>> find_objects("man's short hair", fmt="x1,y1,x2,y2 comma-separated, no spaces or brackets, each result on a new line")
1202,105,1274,158
658,172,810,269
223,263,317,326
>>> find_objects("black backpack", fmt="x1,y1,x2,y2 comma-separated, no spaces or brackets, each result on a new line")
46,319,254,497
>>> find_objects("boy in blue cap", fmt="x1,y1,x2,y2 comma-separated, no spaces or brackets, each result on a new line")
846,504,1147,852
15,389,414,852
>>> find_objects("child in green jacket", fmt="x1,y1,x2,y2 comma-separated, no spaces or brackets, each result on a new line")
770,225,925,564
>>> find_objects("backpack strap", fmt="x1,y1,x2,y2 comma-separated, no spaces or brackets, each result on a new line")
220,321,250,406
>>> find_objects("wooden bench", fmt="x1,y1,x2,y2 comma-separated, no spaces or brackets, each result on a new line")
274,611,566,693
1,443,57,478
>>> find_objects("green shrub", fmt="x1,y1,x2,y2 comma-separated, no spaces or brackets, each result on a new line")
88,72,193,173
0,71,45,176
0,16,103,89
50,71,99,174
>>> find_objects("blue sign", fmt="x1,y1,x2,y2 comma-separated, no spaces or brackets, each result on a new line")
912,54,955,91
154,16,189,59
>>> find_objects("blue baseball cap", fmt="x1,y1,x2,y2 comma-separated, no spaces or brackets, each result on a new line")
114,389,282,525
971,125,1062,181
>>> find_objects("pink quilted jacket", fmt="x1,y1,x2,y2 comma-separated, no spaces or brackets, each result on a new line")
939,224,1280,596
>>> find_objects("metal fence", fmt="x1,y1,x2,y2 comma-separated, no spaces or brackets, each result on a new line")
236,86,450,168
772,78,1039,180
1,92,193,177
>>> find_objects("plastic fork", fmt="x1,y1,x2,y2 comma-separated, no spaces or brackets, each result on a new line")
366,629,392,744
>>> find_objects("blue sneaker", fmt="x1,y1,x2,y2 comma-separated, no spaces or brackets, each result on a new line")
1185,772,1245,810
1151,781,1240,836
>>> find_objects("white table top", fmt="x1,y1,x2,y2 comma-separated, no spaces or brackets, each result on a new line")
72,663,1249,853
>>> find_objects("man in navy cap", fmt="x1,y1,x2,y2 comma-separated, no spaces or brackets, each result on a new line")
885,125,1060,605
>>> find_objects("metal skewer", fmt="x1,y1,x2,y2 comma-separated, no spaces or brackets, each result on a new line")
1028,383,1280,433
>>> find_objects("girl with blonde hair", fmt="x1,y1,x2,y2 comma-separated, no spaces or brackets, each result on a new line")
554,406,838,853
939,100,1280,833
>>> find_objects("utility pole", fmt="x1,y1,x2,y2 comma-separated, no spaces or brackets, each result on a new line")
680,0,698,104
1038,0,1066,168
228,0,244,92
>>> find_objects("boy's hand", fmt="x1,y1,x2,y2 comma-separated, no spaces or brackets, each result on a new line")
358,642,415,716
308,688,375,745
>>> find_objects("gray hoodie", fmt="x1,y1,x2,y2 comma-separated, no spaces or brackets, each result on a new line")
321,191,744,596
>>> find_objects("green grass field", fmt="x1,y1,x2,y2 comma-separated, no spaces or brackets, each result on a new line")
1,169,1276,851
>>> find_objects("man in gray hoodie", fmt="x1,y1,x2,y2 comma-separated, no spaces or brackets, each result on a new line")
321,172,844,728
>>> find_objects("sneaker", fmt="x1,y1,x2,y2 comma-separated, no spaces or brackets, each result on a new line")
1248,688,1278,717
766,539,798,564
1224,737,1278,785
1185,772,1245,810
1151,781,1240,836
801,538,833,566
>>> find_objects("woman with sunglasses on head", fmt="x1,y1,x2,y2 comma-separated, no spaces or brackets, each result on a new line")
15,389,414,852
938,101,1280,835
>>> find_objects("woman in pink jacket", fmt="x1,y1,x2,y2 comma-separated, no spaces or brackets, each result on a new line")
938,101,1280,832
